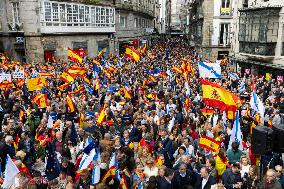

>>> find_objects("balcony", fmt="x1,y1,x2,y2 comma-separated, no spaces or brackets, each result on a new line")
115,2,155,18
239,42,276,56
40,0,115,34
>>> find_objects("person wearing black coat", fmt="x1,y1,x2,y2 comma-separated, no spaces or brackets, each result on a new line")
172,163,194,189
157,168,174,189
195,167,216,189
222,163,242,189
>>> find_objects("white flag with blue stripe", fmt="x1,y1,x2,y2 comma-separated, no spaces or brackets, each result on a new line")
228,72,239,81
198,62,222,78
78,148,97,171
250,91,265,120
222,110,227,132
229,111,243,150
92,150,101,185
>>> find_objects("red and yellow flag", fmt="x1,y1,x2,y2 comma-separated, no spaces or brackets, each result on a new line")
94,78,100,90
98,48,107,58
68,66,85,77
0,81,14,89
68,48,83,63
149,75,156,82
201,108,214,117
102,166,116,183
93,59,101,66
60,71,75,83
103,69,111,79
27,77,46,91
184,97,191,110
201,79,241,112
79,113,85,127
125,47,140,62
120,176,128,189
33,94,49,108
124,87,132,99
172,66,183,74
38,72,53,77
97,106,106,125
58,82,70,91
199,135,221,152
140,44,147,55
66,95,76,112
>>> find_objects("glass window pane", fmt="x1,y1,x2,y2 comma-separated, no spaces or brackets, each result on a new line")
52,3,59,22
44,2,52,21
67,4,72,24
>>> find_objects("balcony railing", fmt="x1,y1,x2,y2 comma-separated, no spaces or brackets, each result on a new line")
40,0,115,33
115,2,155,18
239,42,276,56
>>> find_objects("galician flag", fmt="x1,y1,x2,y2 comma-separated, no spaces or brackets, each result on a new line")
2,155,20,189
229,111,243,150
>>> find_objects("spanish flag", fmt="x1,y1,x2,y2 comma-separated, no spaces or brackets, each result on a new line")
94,78,100,90
103,69,111,79
160,72,168,79
27,77,46,91
0,81,14,89
19,109,24,122
184,97,191,110
33,94,49,108
60,71,75,83
201,108,214,117
108,66,117,74
124,87,132,99
120,176,129,189
102,166,116,183
97,106,106,125
215,155,229,176
66,95,76,112
155,156,163,167
149,75,156,82
201,79,241,111
172,66,183,74
68,66,85,77
79,112,85,127
58,82,70,91
98,48,107,58
84,77,91,85
140,44,147,54
125,47,140,62
69,87,84,95
13,135,20,150
38,72,53,77
93,59,101,66
199,135,221,152
68,48,83,63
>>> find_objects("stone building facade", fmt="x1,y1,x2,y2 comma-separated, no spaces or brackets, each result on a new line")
0,0,157,63
231,0,284,75
188,0,234,61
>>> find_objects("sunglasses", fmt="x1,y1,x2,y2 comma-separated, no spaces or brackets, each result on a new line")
275,170,282,173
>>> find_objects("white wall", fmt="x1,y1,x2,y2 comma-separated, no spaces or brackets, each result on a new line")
213,0,221,17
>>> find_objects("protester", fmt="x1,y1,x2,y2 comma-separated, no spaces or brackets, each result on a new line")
0,37,283,189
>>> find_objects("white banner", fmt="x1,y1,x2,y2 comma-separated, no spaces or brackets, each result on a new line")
0,74,12,82
12,70,25,79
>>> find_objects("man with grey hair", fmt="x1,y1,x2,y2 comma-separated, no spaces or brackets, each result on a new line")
4,135,16,157
260,169,282,189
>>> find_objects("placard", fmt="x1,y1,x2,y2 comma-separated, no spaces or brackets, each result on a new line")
0,74,11,82
12,70,25,79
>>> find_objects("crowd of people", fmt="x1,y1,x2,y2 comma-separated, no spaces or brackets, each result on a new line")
0,37,283,189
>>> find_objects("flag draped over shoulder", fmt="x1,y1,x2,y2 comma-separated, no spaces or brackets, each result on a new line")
68,48,83,63
199,136,221,152
201,79,241,112
125,47,140,62
102,153,118,182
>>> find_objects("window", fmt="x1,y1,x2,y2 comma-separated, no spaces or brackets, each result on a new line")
219,23,230,45
220,0,231,16
120,16,126,27
41,1,115,28
134,18,138,28
12,2,20,24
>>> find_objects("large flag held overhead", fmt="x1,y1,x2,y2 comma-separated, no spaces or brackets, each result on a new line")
2,155,20,189
201,79,241,112
125,47,140,62
33,94,49,108
68,48,83,63
229,111,243,150
68,66,85,77
60,71,75,83
26,77,46,91
199,136,221,152
198,61,222,78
